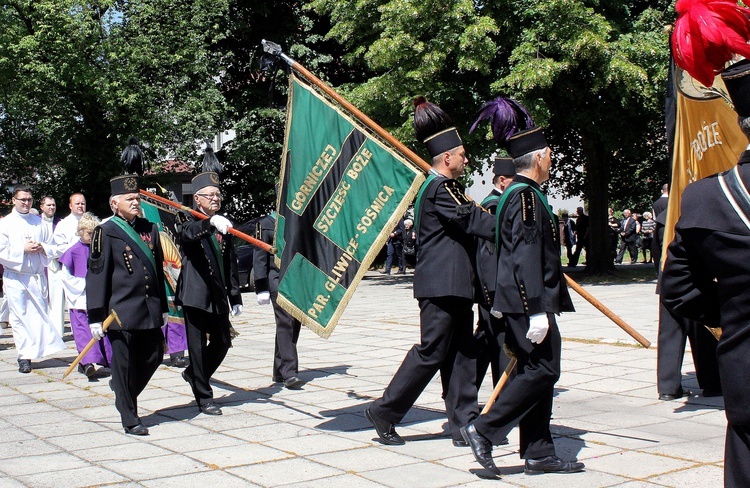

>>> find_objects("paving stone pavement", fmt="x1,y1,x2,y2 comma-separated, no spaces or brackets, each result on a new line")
0,267,726,487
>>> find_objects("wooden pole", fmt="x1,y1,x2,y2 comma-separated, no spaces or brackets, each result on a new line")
564,274,651,348
481,357,517,415
264,41,650,346
63,310,122,379
139,189,273,253
264,40,431,174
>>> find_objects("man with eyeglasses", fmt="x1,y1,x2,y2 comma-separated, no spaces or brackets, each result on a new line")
174,172,242,416
47,193,87,339
0,185,65,373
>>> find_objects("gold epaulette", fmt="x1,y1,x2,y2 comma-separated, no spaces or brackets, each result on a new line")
521,189,537,226
443,179,471,205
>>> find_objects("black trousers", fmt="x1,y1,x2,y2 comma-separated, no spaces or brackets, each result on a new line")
109,328,164,427
183,306,232,405
657,301,721,394
570,238,586,267
475,303,513,388
726,423,750,487
448,302,514,441
271,291,301,381
473,313,561,459
616,238,638,263
370,296,475,439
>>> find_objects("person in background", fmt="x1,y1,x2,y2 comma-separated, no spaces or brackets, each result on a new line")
59,212,112,378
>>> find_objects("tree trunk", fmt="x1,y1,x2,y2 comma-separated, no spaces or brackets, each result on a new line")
581,130,612,274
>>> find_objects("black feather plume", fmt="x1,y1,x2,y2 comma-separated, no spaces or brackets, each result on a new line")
201,142,223,174
120,137,144,175
469,97,535,145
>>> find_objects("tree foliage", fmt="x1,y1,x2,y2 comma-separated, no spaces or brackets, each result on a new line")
310,0,674,272
0,0,229,214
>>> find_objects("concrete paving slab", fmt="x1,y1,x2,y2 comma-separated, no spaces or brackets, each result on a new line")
0,271,730,487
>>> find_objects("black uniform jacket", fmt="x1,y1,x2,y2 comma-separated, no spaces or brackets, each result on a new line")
476,188,502,305
87,216,168,330
253,214,279,294
413,174,494,300
493,175,574,315
174,212,242,314
661,151,750,425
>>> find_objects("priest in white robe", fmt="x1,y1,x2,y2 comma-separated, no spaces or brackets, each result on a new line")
0,185,65,373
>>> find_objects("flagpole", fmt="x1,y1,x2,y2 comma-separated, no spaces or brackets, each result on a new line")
263,40,650,346
139,189,273,253
262,40,431,174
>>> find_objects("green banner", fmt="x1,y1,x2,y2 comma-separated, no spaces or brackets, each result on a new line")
141,199,184,322
275,74,425,338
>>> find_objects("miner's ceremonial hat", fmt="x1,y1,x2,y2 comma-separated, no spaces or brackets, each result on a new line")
192,171,221,193
506,127,548,159
110,175,140,196
469,96,547,159
413,97,463,158
722,59,750,118
493,156,516,177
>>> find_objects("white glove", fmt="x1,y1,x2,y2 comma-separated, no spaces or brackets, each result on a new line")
90,322,104,341
231,304,243,316
162,312,169,327
490,308,504,319
526,313,550,344
210,214,233,234
257,291,271,306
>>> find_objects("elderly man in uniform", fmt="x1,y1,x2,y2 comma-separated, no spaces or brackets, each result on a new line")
174,172,242,416
661,58,750,487
48,193,87,337
254,211,304,389
460,97,583,475
0,185,65,373
87,176,168,435
365,97,495,447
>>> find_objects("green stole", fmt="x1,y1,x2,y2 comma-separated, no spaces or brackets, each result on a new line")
413,173,438,234
208,233,226,283
494,183,556,249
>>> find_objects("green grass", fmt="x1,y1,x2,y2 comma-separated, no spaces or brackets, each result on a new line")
566,266,657,285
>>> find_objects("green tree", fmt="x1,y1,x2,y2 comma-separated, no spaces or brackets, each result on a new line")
0,0,229,215
310,0,672,273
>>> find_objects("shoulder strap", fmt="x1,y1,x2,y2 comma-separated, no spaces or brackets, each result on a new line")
719,166,750,231
480,194,501,208
413,173,438,234
494,183,529,248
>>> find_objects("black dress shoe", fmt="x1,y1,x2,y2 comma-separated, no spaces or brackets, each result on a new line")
17,359,31,374
95,366,111,378
658,389,687,401
524,455,584,474
283,376,304,389
365,407,405,445
79,363,96,378
171,356,189,368
199,402,222,415
460,423,499,473
123,423,149,436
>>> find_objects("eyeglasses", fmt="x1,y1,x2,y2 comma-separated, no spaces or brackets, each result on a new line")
196,192,222,200
14,197,33,203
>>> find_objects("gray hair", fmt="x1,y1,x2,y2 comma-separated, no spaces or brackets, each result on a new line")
740,116,750,140
513,148,546,173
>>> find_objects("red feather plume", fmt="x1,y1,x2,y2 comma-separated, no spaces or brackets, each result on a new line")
672,0,750,87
